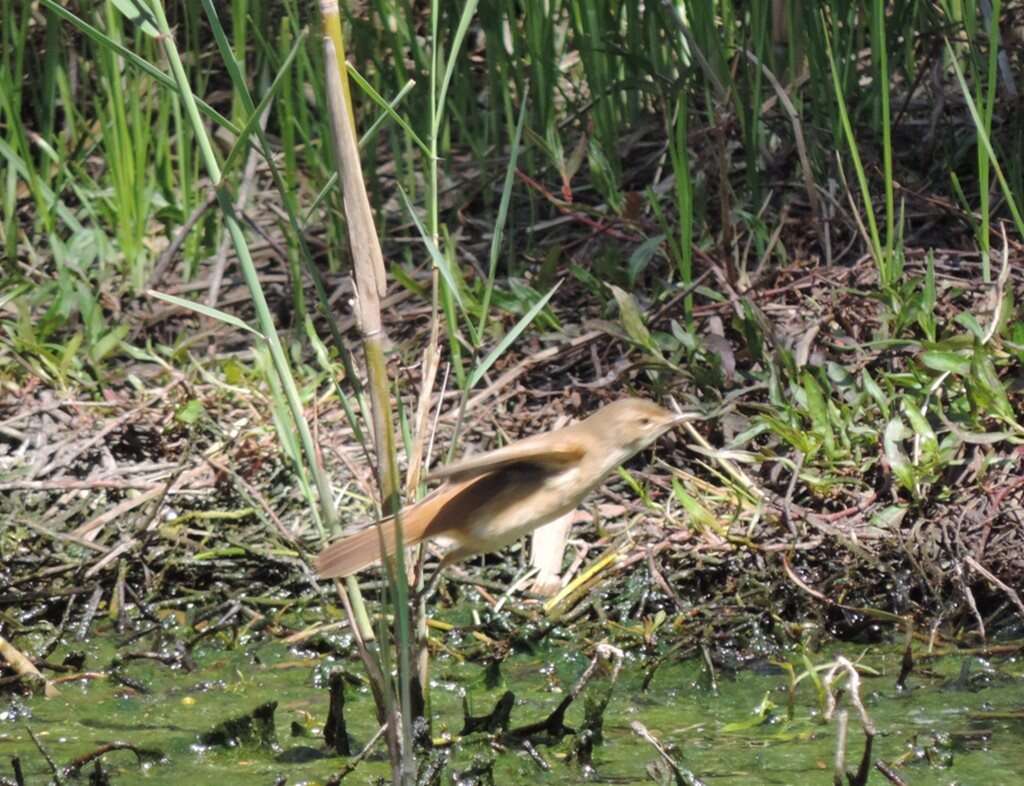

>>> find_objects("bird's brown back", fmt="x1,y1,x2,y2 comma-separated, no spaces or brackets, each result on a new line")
423,463,551,541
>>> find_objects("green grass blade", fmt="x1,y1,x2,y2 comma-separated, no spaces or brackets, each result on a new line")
148,290,266,338
434,0,480,137
944,38,1024,239
476,86,529,342
397,184,466,311
222,30,307,178
347,66,429,156
824,19,885,281
108,0,159,37
468,280,561,389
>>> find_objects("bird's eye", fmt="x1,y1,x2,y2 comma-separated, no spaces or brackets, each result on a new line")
639,417,652,426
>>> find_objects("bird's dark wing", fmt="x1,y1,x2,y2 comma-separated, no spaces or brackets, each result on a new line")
426,430,585,484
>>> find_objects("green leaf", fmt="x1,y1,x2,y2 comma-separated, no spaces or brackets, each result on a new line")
434,0,481,136
944,38,1024,238
477,87,531,342
359,78,417,152
60,332,84,373
954,312,986,341
917,255,937,341
147,290,266,338
627,235,664,287
391,264,428,300
801,372,835,456
722,692,776,732
222,359,247,386
175,399,206,425
761,414,817,455
883,418,915,492
608,284,657,353
304,315,333,372
91,324,130,363
672,478,724,534
860,369,889,417
920,350,970,376
903,400,937,452
616,466,645,498
969,349,1015,421
869,505,908,530
739,301,765,363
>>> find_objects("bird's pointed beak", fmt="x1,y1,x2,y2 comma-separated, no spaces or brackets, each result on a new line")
670,411,702,427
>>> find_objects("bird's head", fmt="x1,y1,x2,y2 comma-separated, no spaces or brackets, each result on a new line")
583,397,699,460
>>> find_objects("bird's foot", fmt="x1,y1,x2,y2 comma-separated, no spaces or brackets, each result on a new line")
414,567,445,606
528,571,564,598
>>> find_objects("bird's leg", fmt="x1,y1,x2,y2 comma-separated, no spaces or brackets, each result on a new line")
417,565,445,605
529,511,574,597
415,546,474,604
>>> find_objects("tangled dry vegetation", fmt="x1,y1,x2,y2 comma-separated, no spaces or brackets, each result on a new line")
3,213,1023,664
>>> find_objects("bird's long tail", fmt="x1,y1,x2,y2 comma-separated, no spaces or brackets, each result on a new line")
314,481,469,578
314,517,410,579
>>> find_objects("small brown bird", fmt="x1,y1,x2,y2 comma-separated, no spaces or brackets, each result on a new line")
315,398,696,579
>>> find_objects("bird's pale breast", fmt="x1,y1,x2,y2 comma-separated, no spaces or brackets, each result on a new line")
442,465,584,552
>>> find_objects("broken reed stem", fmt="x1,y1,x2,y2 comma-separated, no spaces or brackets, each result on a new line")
568,643,624,703
823,656,875,735
824,656,876,786
321,14,416,783
630,720,702,786
832,709,848,786
0,635,59,698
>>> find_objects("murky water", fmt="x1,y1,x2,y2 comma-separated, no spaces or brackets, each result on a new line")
2,626,1021,785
